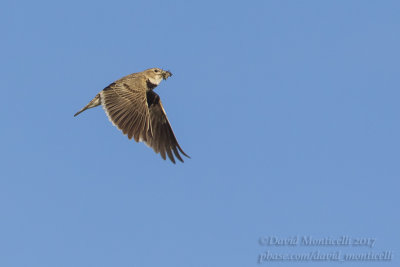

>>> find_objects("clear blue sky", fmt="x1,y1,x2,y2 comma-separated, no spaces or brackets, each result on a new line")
1,1,399,266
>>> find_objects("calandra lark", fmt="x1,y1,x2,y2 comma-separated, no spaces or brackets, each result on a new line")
74,68,190,163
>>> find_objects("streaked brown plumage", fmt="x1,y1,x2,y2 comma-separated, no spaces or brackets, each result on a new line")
74,68,190,163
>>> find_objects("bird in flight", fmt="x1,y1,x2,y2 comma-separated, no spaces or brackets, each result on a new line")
74,68,190,163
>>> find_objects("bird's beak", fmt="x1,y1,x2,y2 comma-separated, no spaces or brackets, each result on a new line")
162,70,173,80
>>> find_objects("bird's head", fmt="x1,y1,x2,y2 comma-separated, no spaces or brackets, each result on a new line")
145,68,173,86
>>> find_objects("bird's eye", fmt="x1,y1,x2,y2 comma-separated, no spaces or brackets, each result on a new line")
154,69,159,73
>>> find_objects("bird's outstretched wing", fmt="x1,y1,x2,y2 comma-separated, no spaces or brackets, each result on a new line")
145,91,190,163
100,82,151,142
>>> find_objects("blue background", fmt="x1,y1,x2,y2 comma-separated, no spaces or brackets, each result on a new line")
1,1,399,266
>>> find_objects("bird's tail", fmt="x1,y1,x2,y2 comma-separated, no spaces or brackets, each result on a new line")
74,94,101,117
